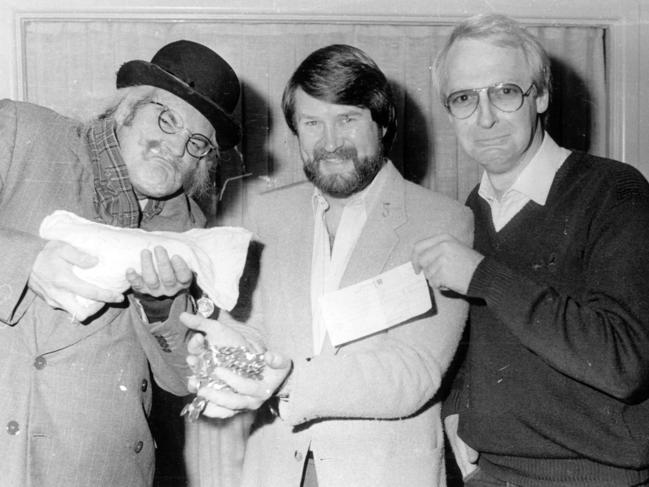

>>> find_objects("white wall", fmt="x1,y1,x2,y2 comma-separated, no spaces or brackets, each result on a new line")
0,0,646,174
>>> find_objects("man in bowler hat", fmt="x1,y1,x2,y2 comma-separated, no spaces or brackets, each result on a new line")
0,40,240,487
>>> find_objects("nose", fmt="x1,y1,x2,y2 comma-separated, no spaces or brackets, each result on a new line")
476,92,497,128
163,130,189,158
322,123,342,152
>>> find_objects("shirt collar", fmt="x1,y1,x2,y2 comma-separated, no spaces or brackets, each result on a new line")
479,132,570,206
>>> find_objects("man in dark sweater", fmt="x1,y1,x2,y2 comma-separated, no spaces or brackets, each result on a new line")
412,13,649,487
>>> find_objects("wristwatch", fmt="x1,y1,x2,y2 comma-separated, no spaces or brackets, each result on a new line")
267,364,293,418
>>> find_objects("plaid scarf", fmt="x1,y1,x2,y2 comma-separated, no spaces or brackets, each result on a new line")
87,118,162,228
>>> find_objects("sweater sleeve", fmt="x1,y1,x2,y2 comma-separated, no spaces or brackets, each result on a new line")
467,172,649,403
440,325,470,419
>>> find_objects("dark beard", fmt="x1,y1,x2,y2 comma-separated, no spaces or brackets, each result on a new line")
303,143,385,198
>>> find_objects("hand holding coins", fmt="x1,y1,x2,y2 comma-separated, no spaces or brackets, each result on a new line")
181,343,265,421
181,310,293,419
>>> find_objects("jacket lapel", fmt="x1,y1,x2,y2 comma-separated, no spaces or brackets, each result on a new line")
340,162,407,288
268,185,315,356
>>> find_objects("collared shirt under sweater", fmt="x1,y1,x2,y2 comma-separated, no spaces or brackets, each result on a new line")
448,150,649,486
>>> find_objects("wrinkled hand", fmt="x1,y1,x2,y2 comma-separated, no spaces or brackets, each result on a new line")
28,240,124,320
181,312,293,418
411,234,484,295
126,246,193,298
444,414,479,479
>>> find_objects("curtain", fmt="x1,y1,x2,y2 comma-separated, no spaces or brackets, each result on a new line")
21,18,607,487
23,19,606,216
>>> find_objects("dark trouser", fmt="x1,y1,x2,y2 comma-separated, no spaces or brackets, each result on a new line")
300,451,318,487
464,467,649,487
463,468,520,487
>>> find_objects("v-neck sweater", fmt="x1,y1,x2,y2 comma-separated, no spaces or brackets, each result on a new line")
448,152,649,486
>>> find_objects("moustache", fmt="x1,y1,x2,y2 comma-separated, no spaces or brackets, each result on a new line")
154,155,182,166
146,141,183,166
313,146,358,163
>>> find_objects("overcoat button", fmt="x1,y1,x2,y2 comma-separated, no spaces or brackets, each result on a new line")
34,356,47,370
6,421,19,435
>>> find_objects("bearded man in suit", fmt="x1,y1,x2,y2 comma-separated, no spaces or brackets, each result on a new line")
0,40,240,487
182,44,472,487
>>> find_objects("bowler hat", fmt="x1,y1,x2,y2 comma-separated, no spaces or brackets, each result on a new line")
116,40,241,150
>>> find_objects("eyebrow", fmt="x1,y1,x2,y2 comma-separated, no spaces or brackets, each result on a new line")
449,81,523,92
337,108,365,116
298,108,366,119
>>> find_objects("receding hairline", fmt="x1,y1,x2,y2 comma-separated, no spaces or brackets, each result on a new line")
436,35,543,99
433,14,551,101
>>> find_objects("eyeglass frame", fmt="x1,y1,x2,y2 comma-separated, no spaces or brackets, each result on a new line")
149,101,217,158
443,82,536,120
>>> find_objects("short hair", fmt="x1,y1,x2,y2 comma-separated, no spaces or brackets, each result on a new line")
98,86,218,197
433,14,552,102
281,44,397,153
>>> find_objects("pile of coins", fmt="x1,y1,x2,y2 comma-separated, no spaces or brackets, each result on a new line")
181,343,266,421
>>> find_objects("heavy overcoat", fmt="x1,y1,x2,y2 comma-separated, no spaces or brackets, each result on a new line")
0,100,199,487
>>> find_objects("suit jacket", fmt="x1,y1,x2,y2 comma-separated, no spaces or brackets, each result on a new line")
232,161,473,487
0,100,200,487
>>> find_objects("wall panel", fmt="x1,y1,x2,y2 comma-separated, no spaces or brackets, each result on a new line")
19,15,607,222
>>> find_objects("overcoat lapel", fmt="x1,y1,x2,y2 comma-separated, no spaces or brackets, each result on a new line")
37,305,124,353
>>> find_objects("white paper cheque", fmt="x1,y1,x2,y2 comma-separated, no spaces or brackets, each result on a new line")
319,262,433,346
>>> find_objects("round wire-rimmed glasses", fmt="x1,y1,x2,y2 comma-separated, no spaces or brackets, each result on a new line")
149,101,216,158
444,83,536,119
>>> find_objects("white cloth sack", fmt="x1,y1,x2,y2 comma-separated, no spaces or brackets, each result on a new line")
39,210,252,315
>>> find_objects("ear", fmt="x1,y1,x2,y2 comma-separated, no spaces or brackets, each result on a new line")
535,87,550,115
